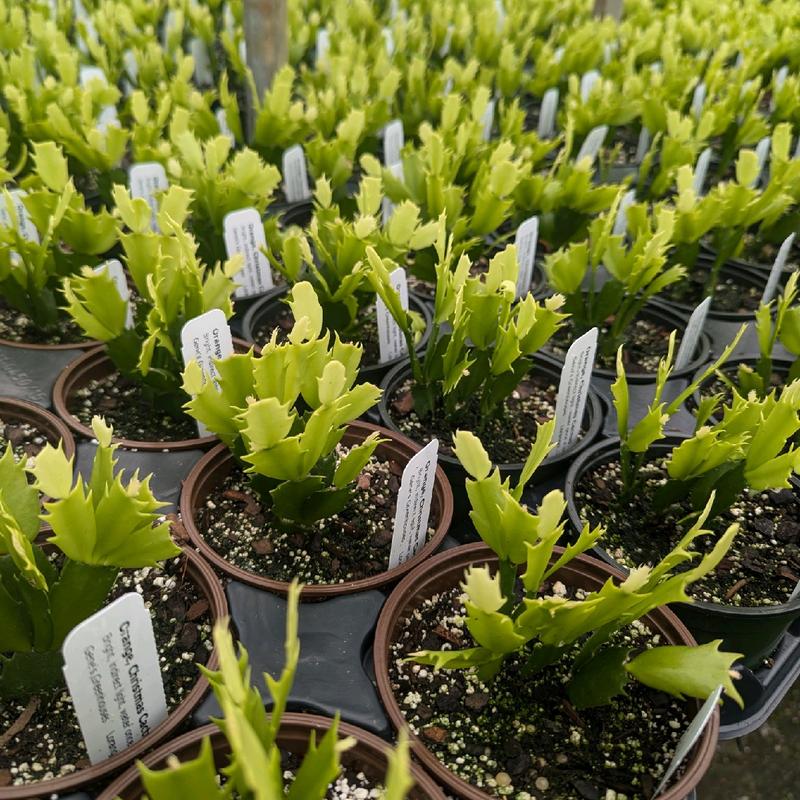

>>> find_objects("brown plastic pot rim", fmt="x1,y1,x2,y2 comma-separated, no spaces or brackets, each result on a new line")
180,419,454,598
0,396,76,460
372,542,719,800
97,714,446,800
52,346,221,452
0,334,101,351
0,546,228,799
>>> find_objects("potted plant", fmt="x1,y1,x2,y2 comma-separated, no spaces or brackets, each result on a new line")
566,337,800,665
0,142,118,349
99,581,445,800
53,184,243,450
373,421,742,799
0,396,75,467
0,416,226,797
242,175,436,382
181,282,452,596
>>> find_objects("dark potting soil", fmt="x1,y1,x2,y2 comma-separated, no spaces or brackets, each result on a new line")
68,372,198,442
389,373,567,463
283,751,386,798
252,302,381,365
0,553,213,787
389,584,690,800
547,316,673,374
660,265,762,314
0,301,88,346
576,457,800,607
738,233,799,268
0,416,48,464
697,363,788,410
196,450,436,584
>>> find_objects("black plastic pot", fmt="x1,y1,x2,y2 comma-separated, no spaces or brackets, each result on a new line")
378,354,603,532
241,285,433,385
564,437,800,668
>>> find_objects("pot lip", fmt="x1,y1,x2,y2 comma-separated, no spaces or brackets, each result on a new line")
238,285,434,376
377,353,603,471
179,419,454,598
659,254,767,322
372,542,718,800
563,436,800,618
0,546,228,800
96,714,446,800
0,396,76,460
0,334,101,352
51,346,220,452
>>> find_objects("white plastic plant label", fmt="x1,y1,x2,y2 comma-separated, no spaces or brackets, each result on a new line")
481,99,496,142
576,125,608,165
383,119,404,166
62,593,167,765
129,162,168,232
0,189,39,243
383,27,395,56
752,135,771,188
613,190,637,237
762,233,796,305
443,76,454,96
691,81,706,119
382,162,405,225
552,328,598,457
282,145,312,204
438,24,454,58
537,87,559,139
376,266,409,364
795,136,800,161
161,8,178,47
181,309,234,436
693,147,712,196
79,66,119,132
635,126,651,163
216,108,235,146
674,296,711,370
553,46,565,64
653,685,723,798
316,28,330,64
515,216,539,298
388,439,439,569
95,259,133,329
580,70,600,102
223,207,274,299
494,0,506,29
122,49,138,96
190,37,213,87
239,39,247,63
775,65,790,92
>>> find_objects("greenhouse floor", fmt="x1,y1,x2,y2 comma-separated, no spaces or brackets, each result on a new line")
699,681,800,798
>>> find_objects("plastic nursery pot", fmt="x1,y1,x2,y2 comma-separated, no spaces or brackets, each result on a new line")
51,342,252,451
180,419,454,598
98,714,446,800
564,437,800,667
0,547,228,800
240,284,434,385
0,396,76,460
377,354,603,525
373,543,718,800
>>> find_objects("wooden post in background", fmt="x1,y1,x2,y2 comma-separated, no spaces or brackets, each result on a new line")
593,0,623,20
243,0,288,99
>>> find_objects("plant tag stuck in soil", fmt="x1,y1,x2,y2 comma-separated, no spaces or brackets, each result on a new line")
537,87,559,139
377,266,409,363
78,66,118,132
580,69,600,102
691,81,707,119
576,125,608,166
95,259,134,328
181,308,234,436
282,144,312,204
752,135,771,188
216,108,235,146
383,119,404,166
515,215,539,298
675,296,711,370
693,147,712,196
0,188,39,243
613,189,637,237
382,162,405,224
383,27,395,56
389,439,439,569
653,685,722,798
481,98,496,142
62,593,167,765
552,327,598,456
316,28,330,64
129,162,168,232
190,36,213,87
224,207,274,298
762,233,796,305
634,126,651,164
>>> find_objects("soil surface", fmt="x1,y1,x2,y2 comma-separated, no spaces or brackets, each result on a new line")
576,456,800,606
68,372,198,442
738,233,800,269
196,448,437,584
389,583,690,799
283,751,386,798
0,301,88,346
0,553,213,787
0,416,48,464
661,265,763,313
388,372,578,463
